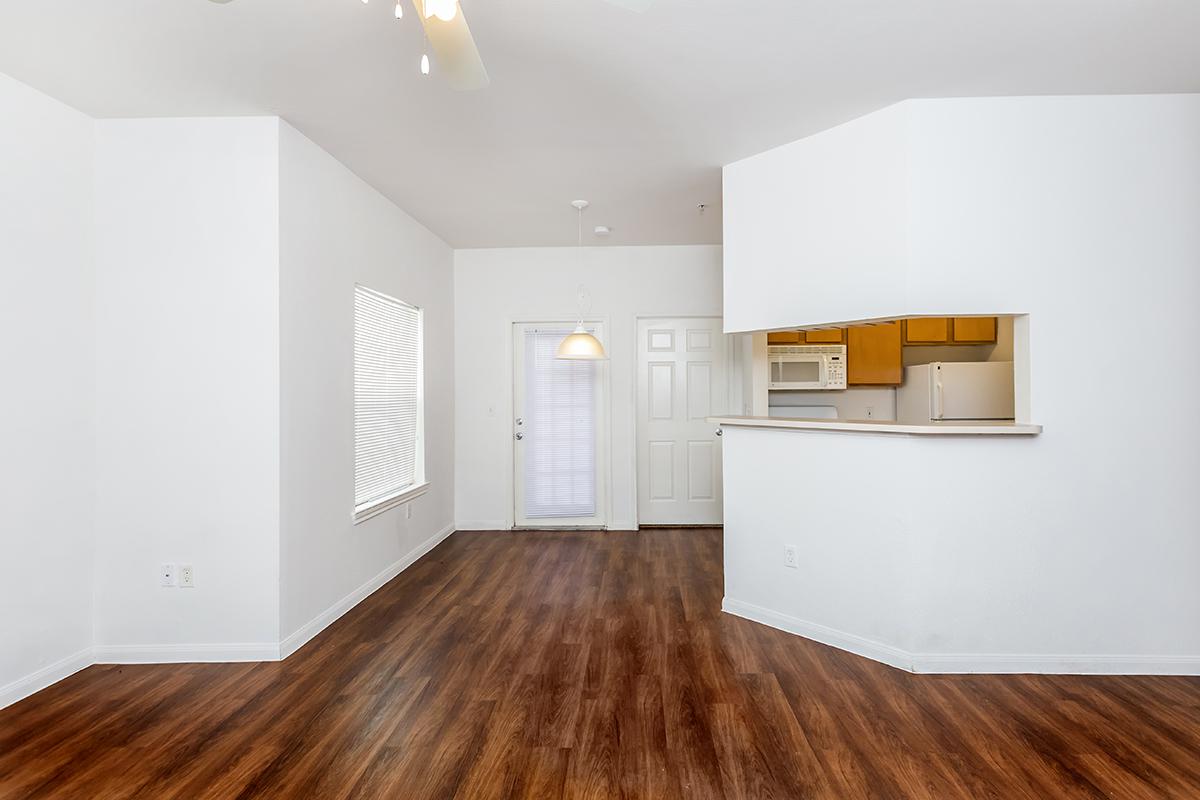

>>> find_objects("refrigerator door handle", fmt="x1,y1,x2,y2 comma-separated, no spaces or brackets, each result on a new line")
933,374,945,420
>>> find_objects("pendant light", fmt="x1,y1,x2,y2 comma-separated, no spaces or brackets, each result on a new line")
556,200,608,360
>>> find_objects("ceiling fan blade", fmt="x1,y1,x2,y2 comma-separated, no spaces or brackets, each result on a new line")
411,0,490,91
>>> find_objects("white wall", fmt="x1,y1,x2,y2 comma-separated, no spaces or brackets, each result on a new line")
277,122,455,651
93,118,281,658
768,388,897,421
0,75,96,704
454,246,723,530
722,103,912,333
721,95,1200,671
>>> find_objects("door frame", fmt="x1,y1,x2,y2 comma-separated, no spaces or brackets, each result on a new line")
631,313,732,529
505,317,613,530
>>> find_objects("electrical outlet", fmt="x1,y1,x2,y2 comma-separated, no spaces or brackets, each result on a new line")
179,565,195,588
160,563,177,587
784,545,799,569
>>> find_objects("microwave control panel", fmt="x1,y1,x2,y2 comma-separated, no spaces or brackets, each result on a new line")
826,355,847,389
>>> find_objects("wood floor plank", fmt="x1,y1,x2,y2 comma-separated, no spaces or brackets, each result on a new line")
1,528,1198,799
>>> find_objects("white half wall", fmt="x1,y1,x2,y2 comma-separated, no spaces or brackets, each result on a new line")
277,121,455,650
93,117,282,654
454,245,723,530
720,94,1200,672
0,74,96,706
722,103,911,333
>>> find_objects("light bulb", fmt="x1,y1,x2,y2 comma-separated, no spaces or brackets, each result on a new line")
394,1,403,17
420,53,430,75
423,0,457,22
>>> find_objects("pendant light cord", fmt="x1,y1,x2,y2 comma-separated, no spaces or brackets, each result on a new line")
576,205,585,326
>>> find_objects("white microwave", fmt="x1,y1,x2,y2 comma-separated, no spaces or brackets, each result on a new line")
767,345,847,390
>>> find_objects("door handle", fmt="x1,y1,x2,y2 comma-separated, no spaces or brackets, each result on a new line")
715,429,723,437
514,432,524,440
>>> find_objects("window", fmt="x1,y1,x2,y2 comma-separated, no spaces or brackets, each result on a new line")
354,285,425,522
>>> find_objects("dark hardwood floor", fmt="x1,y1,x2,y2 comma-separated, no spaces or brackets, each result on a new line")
2,528,1198,799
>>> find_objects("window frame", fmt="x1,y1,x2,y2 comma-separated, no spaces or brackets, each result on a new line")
352,284,427,524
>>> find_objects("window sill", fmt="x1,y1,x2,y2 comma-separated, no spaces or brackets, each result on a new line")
353,482,430,524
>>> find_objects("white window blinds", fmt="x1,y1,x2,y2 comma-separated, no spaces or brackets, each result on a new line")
523,328,597,519
354,285,422,515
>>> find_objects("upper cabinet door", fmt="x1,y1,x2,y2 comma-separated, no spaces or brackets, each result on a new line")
903,317,950,344
766,331,801,344
952,317,998,343
803,329,845,344
847,322,903,385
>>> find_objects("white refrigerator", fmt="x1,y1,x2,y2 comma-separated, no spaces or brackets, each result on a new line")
897,362,1015,423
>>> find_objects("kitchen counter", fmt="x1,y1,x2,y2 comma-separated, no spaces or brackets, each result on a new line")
709,415,1042,436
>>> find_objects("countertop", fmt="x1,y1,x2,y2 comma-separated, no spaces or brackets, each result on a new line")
708,416,1043,436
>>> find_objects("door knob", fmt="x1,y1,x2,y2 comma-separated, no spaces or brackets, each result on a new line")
515,432,524,440
715,429,723,437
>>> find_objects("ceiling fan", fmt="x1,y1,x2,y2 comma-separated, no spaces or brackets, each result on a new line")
207,0,655,92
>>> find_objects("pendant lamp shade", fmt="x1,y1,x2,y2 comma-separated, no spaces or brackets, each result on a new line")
557,324,608,360
557,200,609,360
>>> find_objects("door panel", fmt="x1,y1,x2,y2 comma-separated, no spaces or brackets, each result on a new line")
686,362,712,419
686,441,716,500
637,317,727,525
648,363,674,419
513,323,606,528
648,441,674,500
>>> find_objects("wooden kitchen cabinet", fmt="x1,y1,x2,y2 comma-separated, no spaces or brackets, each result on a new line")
847,322,903,385
903,317,950,344
767,331,802,344
951,316,997,343
803,328,845,344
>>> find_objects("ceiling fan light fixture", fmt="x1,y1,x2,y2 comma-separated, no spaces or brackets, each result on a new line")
424,0,458,22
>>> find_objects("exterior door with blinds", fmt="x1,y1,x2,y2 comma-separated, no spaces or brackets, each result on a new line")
513,323,607,528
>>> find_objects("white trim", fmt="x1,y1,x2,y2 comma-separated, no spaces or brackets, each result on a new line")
607,520,638,531
455,520,509,530
93,642,280,664
722,597,913,671
912,652,1200,676
0,647,94,711
353,481,430,524
723,597,1200,676
279,522,456,659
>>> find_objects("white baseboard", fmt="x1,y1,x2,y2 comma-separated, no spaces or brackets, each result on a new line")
454,520,508,530
279,522,456,659
722,597,1200,676
911,652,1200,675
607,520,638,531
722,598,913,671
0,647,94,711
93,642,280,664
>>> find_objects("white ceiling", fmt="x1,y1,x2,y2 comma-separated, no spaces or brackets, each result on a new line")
1,1,1198,248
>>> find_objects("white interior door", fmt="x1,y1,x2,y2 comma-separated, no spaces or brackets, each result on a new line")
513,323,607,528
637,318,727,525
